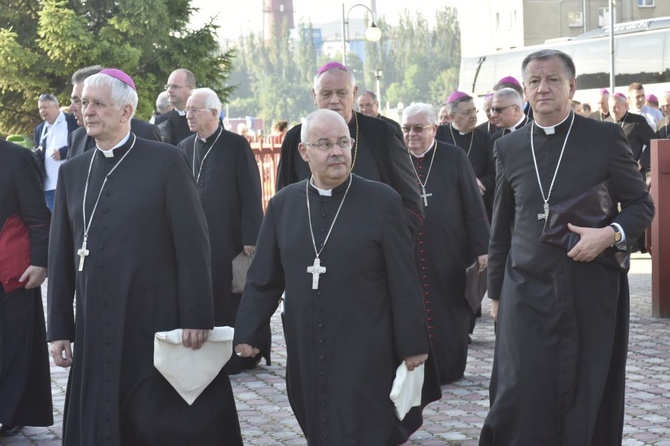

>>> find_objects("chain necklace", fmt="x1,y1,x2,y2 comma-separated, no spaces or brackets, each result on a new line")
449,124,474,156
349,112,360,171
78,135,137,271
530,112,575,221
305,174,353,290
407,139,437,207
192,126,223,182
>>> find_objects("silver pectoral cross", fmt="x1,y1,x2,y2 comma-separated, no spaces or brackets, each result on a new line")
538,202,549,221
420,186,433,207
77,237,90,272
307,257,326,290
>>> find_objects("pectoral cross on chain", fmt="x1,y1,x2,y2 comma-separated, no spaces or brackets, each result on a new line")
420,186,433,207
307,257,326,290
77,237,90,272
538,202,549,221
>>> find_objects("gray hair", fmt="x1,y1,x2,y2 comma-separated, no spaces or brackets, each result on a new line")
402,103,437,125
493,88,523,107
522,49,576,81
71,65,103,85
191,88,221,115
155,91,170,113
313,67,356,91
446,96,473,115
84,73,138,117
38,93,59,106
301,109,347,142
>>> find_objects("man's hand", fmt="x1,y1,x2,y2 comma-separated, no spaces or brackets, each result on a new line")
243,245,256,256
182,329,209,350
490,300,499,322
235,343,260,358
50,340,73,368
51,150,62,160
566,223,613,263
477,254,488,273
19,265,47,289
404,354,428,371
476,178,486,195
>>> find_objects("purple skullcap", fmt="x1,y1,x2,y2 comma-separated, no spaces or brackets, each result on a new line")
316,61,349,76
485,92,494,99
100,68,136,91
599,88,610,95
647,93,658,103
447,91,472,104
612,92,627,100
497,76,521,86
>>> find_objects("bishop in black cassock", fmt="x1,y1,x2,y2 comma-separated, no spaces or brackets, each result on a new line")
47,70,242,446
0,140,53,436
177,88,265,374
403,104,490,385
235,109,441,446
276,62,423,235
481,50,654,446
67,118,161,159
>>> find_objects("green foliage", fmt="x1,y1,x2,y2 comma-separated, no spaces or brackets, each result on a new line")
0,0,234,136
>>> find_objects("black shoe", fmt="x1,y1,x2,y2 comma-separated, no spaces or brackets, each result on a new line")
0,425,22,437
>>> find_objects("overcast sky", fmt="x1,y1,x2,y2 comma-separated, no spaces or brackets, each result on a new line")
190,0,460,40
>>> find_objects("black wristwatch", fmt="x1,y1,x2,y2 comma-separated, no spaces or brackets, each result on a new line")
610,224,622,244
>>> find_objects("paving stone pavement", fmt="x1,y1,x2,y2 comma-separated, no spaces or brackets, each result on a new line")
2,254,669,445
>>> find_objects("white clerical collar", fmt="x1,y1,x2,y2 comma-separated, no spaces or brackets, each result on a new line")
535,112,572,135
506,115,527,132
409,139,436,159
97,132,131,158
176,109,186,116
309,178,333,196
451,124,469,136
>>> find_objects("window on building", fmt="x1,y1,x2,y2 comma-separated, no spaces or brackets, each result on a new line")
638,0,654,7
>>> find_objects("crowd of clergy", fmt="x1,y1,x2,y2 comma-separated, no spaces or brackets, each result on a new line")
0,48,657,445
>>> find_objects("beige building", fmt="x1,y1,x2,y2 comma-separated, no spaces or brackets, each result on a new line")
459,0,670,56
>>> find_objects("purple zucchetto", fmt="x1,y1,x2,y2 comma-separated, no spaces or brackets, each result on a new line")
600,88,610,95
316,61,350,76
447,91,472,104
100,68,136,91
497,76,521,86
647,93,658,103
612,92,627,100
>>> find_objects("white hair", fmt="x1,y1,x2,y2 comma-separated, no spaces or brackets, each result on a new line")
191,88,222,115
402,103,437,125
84,73,138,118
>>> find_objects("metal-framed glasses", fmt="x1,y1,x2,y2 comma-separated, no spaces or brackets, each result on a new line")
185,107,208,115
401,124,434,134
490,105,516,114
164,84,189,91
303,137,354,151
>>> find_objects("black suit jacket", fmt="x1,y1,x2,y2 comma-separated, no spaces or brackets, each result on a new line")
617,112,656,176
155,109,194,146
67,118,161,159
33,113,78,179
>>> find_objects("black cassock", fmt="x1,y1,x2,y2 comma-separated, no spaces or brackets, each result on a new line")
658,117,670,138
235,175,441,446
47,136,242,446
411,140,489,384
481,114,654,445
178,126,265,373
435,124,495,219
276,111,424,234
0,141,53,428
155,109,194,146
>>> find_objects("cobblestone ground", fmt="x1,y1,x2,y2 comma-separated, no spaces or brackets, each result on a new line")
2,254,669,445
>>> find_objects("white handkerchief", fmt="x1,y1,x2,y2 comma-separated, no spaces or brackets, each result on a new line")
153,326,234,405
389,362,425,420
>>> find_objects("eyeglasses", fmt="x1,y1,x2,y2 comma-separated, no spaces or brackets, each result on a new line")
490,105,516,114
303,137,354,152
401,124,434,134
185,107,208,115
458,108,478,117
164,84,189,91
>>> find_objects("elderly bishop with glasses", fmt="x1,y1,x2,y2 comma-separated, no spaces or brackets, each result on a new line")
235,109,441,446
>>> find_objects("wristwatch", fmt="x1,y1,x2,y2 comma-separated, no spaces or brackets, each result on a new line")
610,224,622,244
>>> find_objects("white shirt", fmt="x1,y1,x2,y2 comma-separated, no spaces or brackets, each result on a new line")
42,111,69,191
631,105,663,129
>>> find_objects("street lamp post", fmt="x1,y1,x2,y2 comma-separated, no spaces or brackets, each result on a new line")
341,3,382,66
374,69,383,110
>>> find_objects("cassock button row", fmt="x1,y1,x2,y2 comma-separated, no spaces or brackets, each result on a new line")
320,228,326,233
320,355,325,360
317,292,322,296
317,323,323,328
321,213,326,217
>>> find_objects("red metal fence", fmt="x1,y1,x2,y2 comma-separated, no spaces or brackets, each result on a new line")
249,136,283,211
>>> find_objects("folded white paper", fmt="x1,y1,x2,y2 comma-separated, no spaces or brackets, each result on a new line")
153,326,234,405
389,362,425,420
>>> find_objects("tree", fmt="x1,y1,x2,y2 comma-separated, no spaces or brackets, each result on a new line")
0,0,234,136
